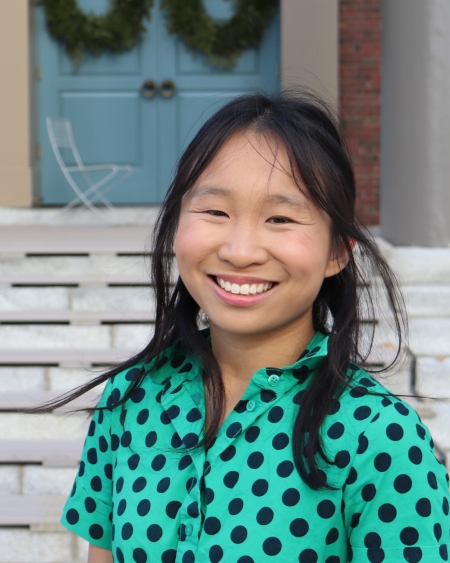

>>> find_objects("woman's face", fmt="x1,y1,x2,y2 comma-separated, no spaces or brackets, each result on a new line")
174,131,346,341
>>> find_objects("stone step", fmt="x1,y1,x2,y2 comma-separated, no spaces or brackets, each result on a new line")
0,366,109,391
415,357,450,398
0,390,99,412
0,412,89,439
402,285,450,317
389,246,450,284
0,527,84,563
409,318,450,356
0,309,154,323
0,225,151,255
0,255,147,278
0,348,132,367
0,495,66,527
0,286,154,313
0,439,82,466
0,322,154,350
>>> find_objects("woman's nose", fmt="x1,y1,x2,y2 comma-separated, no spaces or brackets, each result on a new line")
217,226,268,267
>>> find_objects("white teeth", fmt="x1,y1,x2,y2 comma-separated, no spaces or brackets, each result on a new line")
215,277,274,295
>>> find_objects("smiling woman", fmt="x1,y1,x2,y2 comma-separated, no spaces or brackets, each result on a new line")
29,91,450,563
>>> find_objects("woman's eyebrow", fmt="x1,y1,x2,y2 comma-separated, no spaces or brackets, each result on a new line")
189,186,230,201
268,193,311,211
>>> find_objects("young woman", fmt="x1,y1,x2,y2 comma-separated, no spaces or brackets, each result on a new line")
54,91,449,562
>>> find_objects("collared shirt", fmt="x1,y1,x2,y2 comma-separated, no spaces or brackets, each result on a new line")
61,330,450,562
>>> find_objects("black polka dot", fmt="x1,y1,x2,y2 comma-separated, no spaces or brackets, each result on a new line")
121,431,132,447
386,423,404,441
248,452,264,469
268,406,284,423
317,500,336,518
350,512,361,528
85,497,96,514
394,402,409,416
132,476,147,493
416,424,426,440
116,548,124,563
272,432,289,450
443,496,449,515
408,446,423,465
230,525,247,544
327,422,345,440
346,467,358,486
220,445,236,462
128,453,140,471
252,479,269,497
228,498,243,515
403,547,422,563
226,422,243,438
117,499,126,516
256,507,274,525
209,545,223,563
367,548,385,563
361,484,376,502
122,522,133,540
364,532,382,548
434,523,443,541
89,524,104,540
91,476,102,492
415,498,431,517
277,460,294,477
245,426,260,442
147,524,162,542
145,431,157,448
137,499,150,516
87,447,97,464
282,487,299,506
394,474,412,494
66,508,79,524
335,450,350,468
204,517,221,535
262,537,282,556
157,477,170,493
400,527,419,546
329,399,341,414
104,463,112,480
299,548,318,563
187,501,199,517
354,406,372,420
357,433,369,454
374,452,392,472
133,548,148,563
440,544,448,561
350,386,368,398
428,471,438,490
165,500,181,519
137,409,149,424
116,477,124,493
261,389,277,403
162,550,176,563
182,551,195,563
178,455,193,470
290,518,309,537
326,527,339,545
224,471,239,488
186,407,202,422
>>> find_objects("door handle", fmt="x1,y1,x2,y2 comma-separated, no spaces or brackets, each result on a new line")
158,79,176,98
140,79,157,98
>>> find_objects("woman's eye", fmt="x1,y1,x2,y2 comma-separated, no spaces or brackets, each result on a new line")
205,210,227,217
269,216,294,224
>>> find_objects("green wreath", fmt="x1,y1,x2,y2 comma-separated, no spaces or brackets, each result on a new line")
41,0,153,66
161,0,279,67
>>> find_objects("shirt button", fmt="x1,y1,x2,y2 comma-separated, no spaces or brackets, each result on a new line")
267,374,280,386
185,524,193,536
246,400,256,411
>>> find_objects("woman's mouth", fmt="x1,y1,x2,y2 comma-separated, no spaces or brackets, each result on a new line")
215,277,274,295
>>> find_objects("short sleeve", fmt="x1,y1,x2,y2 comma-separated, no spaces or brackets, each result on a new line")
343,399,450,563
60,379,115,549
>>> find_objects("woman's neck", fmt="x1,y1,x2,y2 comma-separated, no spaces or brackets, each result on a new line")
209,316,315,388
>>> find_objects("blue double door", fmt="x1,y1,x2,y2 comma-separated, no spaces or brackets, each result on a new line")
37,0,280,205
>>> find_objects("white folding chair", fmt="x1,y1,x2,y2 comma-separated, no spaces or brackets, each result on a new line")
46,117,133,223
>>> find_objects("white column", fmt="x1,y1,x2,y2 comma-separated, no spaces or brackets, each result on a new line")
280,0,339,109
0,0,34,207
381,0,450,246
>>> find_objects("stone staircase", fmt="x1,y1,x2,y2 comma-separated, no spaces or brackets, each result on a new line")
0,211,157,562
0,208,448,561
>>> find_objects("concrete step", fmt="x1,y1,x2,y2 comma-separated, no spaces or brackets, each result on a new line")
415,357,450,398
0,225,151,255
0,322,154,350
403,285,450,317
0,309,154,323
0,348,132,367
0,390,99,412
0,412,89,439
389,246,450,284
0,439,82,466
409,318,450,356
0,465,78,496
0,255,147,278
0,366,108,391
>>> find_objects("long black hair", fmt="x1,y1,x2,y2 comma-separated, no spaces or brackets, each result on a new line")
29,90,406,490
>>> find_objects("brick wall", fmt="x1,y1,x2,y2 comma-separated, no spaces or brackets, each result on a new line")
339,0,382,226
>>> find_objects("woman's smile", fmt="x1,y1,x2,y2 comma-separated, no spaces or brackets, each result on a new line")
207,274,278,307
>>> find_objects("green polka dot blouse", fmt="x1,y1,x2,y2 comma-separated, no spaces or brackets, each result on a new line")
61,330,450,562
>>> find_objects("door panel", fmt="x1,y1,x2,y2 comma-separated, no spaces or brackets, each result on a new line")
37,0,280,205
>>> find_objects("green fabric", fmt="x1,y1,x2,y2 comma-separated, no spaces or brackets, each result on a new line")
61,331,450,562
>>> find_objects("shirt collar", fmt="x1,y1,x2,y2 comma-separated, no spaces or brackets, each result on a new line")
146,329,329,395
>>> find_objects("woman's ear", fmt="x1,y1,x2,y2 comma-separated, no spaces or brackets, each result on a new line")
324,237,355,278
